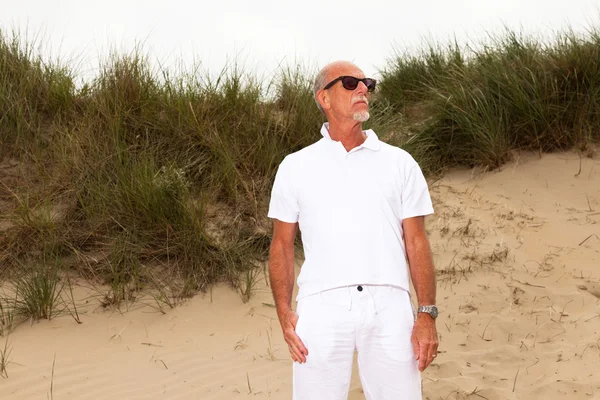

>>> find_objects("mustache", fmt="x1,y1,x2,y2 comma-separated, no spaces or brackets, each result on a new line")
352,96,369,105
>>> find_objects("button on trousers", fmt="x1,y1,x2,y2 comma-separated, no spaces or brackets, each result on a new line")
293,285,421,400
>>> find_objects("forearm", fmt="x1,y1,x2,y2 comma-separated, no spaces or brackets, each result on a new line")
407,236,436,306
269,240,296,317
407,232,439,371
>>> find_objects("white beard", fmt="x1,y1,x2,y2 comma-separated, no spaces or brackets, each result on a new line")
353,111,370,122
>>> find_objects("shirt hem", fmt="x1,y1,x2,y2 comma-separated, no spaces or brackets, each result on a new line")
402,208,434,220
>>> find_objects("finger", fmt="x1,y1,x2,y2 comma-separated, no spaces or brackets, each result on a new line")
289,348,298,363
289,343,305,363
429,335,439,361
427,341,436,362
288,320,309,356
286,333,308,362
294,340,308,363
288,344,300,362
291,333,309,357
422,346,435,370
411,334,419,360
432,344,439,362
419,342,428,371
291,346,305,363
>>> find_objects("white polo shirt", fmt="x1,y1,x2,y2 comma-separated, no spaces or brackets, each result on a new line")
268,123,434,300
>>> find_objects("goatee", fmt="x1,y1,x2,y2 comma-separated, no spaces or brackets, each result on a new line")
353,111,370,122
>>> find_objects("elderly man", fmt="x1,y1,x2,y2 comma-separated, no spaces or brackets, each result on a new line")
268,61,438,399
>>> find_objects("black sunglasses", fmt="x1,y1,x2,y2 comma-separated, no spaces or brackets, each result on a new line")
323,76,377,92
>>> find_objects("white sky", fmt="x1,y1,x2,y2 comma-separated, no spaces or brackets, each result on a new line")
1,0,599,84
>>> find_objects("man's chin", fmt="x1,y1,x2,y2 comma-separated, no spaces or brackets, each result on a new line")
353,111,370,122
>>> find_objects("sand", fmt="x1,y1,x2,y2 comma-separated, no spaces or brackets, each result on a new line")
1,151,599,399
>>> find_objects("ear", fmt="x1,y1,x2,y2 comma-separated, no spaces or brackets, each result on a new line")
316,89,331,111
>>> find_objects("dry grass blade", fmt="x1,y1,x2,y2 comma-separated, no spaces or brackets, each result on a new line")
579,234,599,246
246,371,252,394
48,353,56,400
480,310,500,341
0,336,12,378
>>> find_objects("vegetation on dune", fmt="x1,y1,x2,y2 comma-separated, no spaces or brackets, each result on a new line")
0,31,340,324
380,28,600,172
1,25,599,327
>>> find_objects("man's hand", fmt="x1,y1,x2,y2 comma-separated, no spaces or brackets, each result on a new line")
411,314,439,371
279,309,308,363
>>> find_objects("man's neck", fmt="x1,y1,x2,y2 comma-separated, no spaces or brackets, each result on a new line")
326,120,366,152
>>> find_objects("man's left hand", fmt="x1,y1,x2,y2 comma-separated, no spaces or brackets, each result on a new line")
411,314,439,372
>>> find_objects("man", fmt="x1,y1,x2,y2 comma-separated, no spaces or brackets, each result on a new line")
268,61,438,400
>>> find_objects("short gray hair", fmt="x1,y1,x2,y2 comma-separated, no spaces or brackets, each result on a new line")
313,67,329,112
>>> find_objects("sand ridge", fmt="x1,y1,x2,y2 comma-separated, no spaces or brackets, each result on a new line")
0,152,599,399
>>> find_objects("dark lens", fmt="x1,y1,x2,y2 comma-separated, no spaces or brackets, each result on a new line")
341,76,359,90
364,78,376,92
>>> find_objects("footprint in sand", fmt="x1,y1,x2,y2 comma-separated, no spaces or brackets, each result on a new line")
577,284,600,299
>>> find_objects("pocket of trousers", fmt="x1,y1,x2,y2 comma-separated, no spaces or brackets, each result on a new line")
294,297,307,340
374,287,415,328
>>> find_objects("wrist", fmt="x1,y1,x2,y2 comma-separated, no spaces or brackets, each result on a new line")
416,312,436,322
276,306,293,318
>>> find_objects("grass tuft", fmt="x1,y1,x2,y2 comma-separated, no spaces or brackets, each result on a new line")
11,265,64,321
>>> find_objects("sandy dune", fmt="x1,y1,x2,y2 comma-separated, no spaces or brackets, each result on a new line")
1,151,599,399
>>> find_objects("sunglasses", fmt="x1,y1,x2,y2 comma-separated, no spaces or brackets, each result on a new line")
323,76,377,92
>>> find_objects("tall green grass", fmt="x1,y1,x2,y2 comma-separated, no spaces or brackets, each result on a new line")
1,25,599,306
0,30,75,155
380,28,600,172
0,34,344,304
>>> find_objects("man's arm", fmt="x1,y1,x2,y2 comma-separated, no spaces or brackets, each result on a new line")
403,215,438,372
269,219,308,363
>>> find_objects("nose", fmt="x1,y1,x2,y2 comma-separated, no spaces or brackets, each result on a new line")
356,81,368,94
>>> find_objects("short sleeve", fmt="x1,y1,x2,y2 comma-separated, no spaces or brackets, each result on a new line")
268,157,299,223
401,158,434,220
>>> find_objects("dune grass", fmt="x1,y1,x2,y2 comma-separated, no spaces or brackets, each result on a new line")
8,264,65,322
379,28,600,173
0,30,334,311
0,256,84,335
1,24,599,312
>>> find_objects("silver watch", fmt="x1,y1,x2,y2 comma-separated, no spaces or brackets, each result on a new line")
417,305,438,319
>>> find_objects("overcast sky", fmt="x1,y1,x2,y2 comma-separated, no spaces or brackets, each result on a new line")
1,0,599,83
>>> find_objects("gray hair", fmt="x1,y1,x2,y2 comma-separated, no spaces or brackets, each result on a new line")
313,67,329,113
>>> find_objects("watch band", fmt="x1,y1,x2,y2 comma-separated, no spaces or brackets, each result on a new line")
417,305,438,319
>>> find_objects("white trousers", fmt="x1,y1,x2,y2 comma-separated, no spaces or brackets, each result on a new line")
293,285,421,400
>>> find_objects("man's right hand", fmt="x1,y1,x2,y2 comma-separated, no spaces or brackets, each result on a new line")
279,309,309,363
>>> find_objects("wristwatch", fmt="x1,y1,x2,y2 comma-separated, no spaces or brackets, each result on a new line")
417,305,438,319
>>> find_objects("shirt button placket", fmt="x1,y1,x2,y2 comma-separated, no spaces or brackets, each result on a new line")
343,151,350,180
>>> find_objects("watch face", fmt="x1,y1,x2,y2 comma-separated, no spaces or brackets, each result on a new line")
431,306,438,318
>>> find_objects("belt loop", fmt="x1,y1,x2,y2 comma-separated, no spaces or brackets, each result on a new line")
366,286,378,315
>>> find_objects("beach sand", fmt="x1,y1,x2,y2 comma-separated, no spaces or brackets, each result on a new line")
1,152,599,399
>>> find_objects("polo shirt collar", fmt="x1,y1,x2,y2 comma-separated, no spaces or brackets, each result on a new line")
320,123,381,151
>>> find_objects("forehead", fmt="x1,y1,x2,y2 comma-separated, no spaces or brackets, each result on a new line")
327,63,365,80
